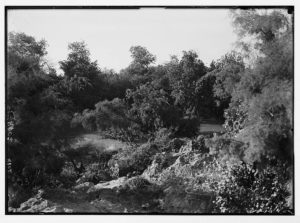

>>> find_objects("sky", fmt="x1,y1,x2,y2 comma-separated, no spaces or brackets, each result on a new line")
7,9,238,74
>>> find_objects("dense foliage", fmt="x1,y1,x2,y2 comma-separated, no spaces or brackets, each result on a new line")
7,9,293,213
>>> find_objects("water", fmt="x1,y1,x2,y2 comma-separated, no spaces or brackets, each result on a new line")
199,123,224,133
71,133,127,152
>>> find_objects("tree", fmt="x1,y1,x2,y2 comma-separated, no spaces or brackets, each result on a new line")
8,32,48,73
168,51,207,118
227,9,293,163
59,42,99,79
194,73,218,120
126,82,181,134
118,46,156,88
129,46,156,69
7,32,73,190
59,42,108,110
203,51,245,121
72,98,145,143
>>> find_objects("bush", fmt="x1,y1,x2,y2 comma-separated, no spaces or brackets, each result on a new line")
211,160,293,214
205,134,246,164
175,117,199,138
8,186,32,208
153,128,174,145
193,135,210,153
59,162,78,187
147,139,293,214
81,163,111,184
161,138,187,153
108,143,160,178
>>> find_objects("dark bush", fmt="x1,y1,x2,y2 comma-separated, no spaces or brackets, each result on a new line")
81,163,112,184
175,117,200,138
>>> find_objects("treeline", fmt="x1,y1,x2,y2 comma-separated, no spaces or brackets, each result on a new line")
7,9,293,213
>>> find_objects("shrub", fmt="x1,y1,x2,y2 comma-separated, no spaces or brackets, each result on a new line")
59,162,78,187
211,160,293,214
175,117,199,138
153,147,293,214
153,128,174,145
81,163,111,184
205,134,246,164
8,185,32,208
108,143,160,178
161,138,187,153
193,135,210,153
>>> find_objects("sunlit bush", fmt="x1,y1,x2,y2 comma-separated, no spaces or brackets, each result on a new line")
211,160,293,213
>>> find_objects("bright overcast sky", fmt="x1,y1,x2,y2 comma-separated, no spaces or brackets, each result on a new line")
8,9,238,74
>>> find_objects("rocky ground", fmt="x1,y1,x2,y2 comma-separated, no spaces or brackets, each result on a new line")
9,135,217,214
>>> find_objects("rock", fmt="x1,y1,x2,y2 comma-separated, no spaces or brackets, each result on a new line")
141,203,150,209
122,176,152,191
17,197,53,213
90,199,126,213
36,189,45,198
35,205,73,213
63,208,74,213
14,189,74,213
178,141,193,154
43,206,65,213
142,159,160,183
142,152,178,183
74,182,94,191
76,177,86,185
145,148,209,185
8,207,17,213
87,177,127,194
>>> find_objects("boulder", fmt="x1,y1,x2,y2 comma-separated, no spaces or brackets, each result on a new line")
142,152,178,183
42,206,65,213
122,176,152,191
15,189,75,213
178,141,193,154
74,182,94,192
18,197,52,212
108,142,161,178
87,176,127,195
16,196,68,213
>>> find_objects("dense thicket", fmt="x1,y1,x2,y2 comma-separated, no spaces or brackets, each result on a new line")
7,9,293,213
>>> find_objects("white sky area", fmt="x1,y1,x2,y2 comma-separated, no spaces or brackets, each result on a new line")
8,9,238,74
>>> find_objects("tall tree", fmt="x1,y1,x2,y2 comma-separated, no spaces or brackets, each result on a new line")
7,32,72,188
59,42,107,110
119,46,156,87
129,45,156,70
168,51,207,118
227,9,293,162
